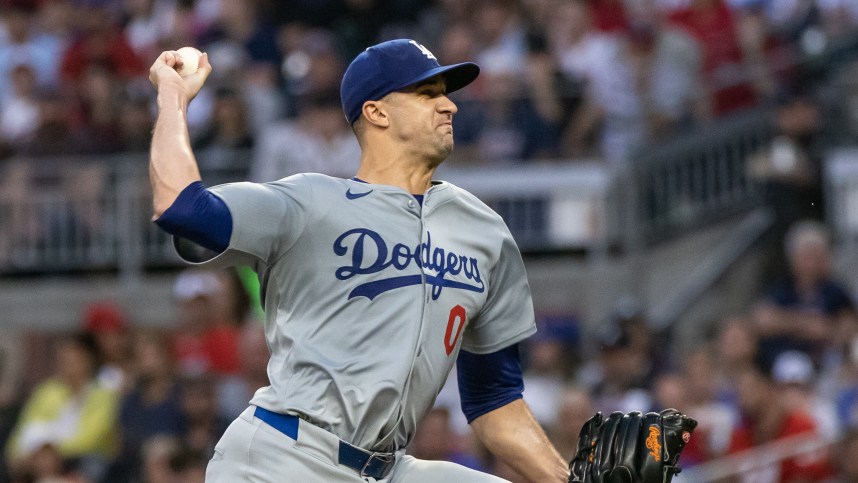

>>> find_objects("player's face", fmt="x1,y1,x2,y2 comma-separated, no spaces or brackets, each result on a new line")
386,77,458,163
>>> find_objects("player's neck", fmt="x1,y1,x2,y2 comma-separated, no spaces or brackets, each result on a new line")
356,155,437,195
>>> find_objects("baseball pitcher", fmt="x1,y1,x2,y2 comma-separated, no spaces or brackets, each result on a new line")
148,39,695,483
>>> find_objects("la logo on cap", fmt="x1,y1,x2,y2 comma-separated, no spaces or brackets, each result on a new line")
409,40,436,60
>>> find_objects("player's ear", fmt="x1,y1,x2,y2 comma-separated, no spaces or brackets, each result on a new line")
362,100,390,128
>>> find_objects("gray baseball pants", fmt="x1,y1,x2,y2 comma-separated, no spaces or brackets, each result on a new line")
205,406,509,482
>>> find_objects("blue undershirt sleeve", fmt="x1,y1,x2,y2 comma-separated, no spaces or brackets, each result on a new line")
456,343,524,423
154,181,233,253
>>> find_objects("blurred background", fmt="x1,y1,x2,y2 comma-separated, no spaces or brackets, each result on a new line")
2,0,858,481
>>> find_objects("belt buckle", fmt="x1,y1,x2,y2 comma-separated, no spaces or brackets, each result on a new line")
360,451,394,478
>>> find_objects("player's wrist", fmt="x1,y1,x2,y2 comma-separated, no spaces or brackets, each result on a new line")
156,81,191,110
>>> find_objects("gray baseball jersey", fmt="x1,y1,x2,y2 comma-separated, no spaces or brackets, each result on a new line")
175,174,536,452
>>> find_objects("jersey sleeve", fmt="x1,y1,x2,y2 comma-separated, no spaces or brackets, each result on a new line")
174,174,313,267
460,227,537,354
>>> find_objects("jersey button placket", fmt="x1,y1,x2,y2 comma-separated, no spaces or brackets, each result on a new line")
420,204,430,304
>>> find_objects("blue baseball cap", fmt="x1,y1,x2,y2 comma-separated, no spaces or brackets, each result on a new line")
340,39,480,125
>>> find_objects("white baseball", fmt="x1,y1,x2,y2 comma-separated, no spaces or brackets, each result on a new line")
175,47,202,77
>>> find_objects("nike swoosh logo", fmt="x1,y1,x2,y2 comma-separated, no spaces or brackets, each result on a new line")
345,189,373,200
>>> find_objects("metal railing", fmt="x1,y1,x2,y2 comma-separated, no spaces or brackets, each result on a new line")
0,108,774,277
0,155,173,278
437,162,615,252
678,431,837,482
626,109,773,245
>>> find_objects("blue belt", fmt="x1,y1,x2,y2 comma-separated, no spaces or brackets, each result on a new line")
253,406,395,479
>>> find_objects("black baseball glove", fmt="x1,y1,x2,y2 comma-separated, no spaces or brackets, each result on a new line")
568,408,697,483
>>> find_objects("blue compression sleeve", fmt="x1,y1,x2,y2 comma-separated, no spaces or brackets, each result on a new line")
457,343,524,423
154,181,232,253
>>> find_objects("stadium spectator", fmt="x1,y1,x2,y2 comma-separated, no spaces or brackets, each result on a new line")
550,0,608,86
566,0,704,162
726,363,834,482
473,0,528,77
122,0,179,61
0,4,63,104
438,1,553,163
167,446,208,483
588,0,630,33
250,89,360,181
117,88,155,152
198,0,281,69
26,442,89,483
668,0,758,116
548,0,613,154
577,314,653,415
771,349,840,440
68,64,131,155
547,385,595,460
0,331,23,483
177,374,229,458
522,316,579,426
519,0,559,28
280,28,344,119
680,345,741,464
192,86,255,183
104,330,185,483
713,315,760,402
5,332,119,482
462,44,564,162
519,32,565,159
409,407,488,472
817,0,858,36
81,302,131,393
139,435,180,483
752,220,858,368
212,321,266,419
830,335,858,429
729,1,789,101
434,22,485,164
138,434,215,483
0,63,40,149
468,66,557,165
750,89,826,275
333,0,420,61
170,268,242,378
59,3,145,84
18,89,84,157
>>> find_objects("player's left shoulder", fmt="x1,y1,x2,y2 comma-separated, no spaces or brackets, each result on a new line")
278,172,353,195
431,181,505,224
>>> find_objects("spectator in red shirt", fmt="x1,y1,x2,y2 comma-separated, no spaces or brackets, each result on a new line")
171,269,241,377
59,3,145,84
588,0,629,33
727,364,833,482
668,0,757,116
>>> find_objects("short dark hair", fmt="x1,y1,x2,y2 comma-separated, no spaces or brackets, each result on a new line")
65,331,103,369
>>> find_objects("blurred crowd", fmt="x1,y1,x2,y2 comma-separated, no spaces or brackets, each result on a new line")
1,217,857,482
0,0,857,172
1,0,856,269
0,268,263,483
2,0,858,482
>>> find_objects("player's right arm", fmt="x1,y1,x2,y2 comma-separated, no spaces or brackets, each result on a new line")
147,50,311,264
148,50,235,255
148,50,212,218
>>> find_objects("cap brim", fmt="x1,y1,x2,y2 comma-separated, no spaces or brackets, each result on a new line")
392,62,480,96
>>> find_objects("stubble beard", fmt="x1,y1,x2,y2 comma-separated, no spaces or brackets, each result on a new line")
428,135,454,167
